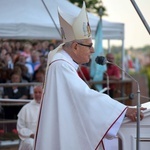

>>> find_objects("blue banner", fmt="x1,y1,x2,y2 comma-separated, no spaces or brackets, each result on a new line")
90,19,106,91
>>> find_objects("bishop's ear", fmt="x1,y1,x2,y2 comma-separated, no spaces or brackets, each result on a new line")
72,42,78,51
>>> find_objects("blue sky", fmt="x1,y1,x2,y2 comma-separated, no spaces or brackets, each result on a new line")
102,0,150,48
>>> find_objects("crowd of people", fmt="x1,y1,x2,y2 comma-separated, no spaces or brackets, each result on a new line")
0,39,93,122
0,40,56,89
0,40,57,120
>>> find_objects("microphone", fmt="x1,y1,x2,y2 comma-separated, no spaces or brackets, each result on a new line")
95,56,108,65
95,56,137,100
95,55,141,150
95,56,140,100
95,56,139,89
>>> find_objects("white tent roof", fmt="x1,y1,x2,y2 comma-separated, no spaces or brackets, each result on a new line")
0,0,124,40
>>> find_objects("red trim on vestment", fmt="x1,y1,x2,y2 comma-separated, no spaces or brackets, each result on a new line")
95,107,127,150
33,82,45,150
102,140,105,150
34,59,77,149
50,59,77,69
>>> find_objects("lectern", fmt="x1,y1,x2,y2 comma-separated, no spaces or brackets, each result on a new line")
118,102,150,150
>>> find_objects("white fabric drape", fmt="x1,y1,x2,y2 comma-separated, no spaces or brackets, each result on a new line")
17,100,40,150
34,50,127,150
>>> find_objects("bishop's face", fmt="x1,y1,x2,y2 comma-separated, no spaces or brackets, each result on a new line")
72,38,94,64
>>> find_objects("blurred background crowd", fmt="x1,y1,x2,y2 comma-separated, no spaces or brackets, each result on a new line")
0,39,59,99
0,39,61,122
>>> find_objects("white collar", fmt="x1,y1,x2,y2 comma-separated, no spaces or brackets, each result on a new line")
59,50,79,71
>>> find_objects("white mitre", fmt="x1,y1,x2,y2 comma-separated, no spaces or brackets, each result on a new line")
58,1,91,43
47,2,91,65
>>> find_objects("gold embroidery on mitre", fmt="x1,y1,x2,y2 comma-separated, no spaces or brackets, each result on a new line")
87,22,91,37
58,2,91,42
83,22,87,36
82,22,91,37
60,27,66,40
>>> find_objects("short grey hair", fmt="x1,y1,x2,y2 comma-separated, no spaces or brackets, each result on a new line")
33,85,43,91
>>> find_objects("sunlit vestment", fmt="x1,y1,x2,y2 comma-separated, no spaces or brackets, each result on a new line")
17,100,40,150
34,50,127,150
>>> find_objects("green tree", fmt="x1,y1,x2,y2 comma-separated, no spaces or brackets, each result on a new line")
141,65,150,95
68,0,107,16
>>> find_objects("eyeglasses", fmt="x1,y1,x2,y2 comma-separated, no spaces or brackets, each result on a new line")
77,42,93,49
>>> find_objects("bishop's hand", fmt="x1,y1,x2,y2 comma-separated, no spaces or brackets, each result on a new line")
125,107,146,121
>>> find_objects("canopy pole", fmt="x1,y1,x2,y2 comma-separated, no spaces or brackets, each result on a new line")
41,0,61,37
130,0,150,34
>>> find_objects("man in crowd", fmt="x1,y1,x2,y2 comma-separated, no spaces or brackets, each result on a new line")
3,71,28,120
17,85,42,150
103,53,121,98
34,2,145,150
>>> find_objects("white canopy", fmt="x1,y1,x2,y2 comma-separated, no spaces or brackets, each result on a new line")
0,0,124,40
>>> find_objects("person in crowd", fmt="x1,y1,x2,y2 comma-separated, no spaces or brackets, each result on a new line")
14,63,32,82
15,41,23,52
44,43,56,56
77,64,91,82
3,70,28,99
3,71,29,119
48,43,55,51
30,51,41,72
21,42,32,63
0,41,2,51
33,2,146,150
2,41,12,53
0,67,12,83
103,53,121,98
32,68,45,83
17,85,43,150
0,48,7,62
39,55,47,69
40,41,49,56
10,40,16,52
4,52,14,69
32,41,42,52
29,68,45,99
15,53,34,78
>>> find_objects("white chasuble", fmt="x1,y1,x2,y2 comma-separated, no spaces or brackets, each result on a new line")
17,100,40,150
34,50,127,150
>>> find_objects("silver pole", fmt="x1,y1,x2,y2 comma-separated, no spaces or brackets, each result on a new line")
110,60,141,150
136,84,141,150
130,0,150,34
130,0,150,149
41,0,61,37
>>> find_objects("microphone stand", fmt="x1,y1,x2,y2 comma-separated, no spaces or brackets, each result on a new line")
129,0,150,149
99,72,110,93
108,61,141,150
104,72,110,95
78,65,90,87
